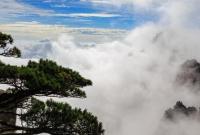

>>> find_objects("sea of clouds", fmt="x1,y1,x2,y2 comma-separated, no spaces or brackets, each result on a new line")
2,0,200,135
42,25,200,135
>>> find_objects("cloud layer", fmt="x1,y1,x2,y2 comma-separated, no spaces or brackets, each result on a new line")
43,24,200,135
34,1,200,135
0,22,127,58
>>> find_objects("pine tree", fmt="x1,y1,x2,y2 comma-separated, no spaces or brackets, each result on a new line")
0,32,21,57
0,32,104,135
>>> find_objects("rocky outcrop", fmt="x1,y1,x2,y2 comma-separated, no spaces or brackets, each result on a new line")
164,101,198,121
176,59,200,88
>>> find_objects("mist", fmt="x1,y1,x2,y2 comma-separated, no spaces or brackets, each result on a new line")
45,1,200,134
42,24,200,135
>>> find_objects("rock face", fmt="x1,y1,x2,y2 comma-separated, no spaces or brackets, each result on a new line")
164,101,198,121
167,59,200,121
176,59,200,88
0,90,16,133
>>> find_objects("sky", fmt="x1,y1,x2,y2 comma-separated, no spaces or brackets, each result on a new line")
0,0,158,29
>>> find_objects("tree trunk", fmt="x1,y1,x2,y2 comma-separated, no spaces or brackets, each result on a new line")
0,90,17,134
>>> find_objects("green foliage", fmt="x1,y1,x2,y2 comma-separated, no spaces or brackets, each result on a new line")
0,32,13,48
0,59,104,135
20,98,104,135
0,59,92,102
0,33,104,135
0,32,21,57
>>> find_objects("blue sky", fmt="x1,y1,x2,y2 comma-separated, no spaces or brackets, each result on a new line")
0,0,158,29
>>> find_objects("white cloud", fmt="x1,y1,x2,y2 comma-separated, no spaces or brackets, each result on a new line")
0,0,119,21
0,22,127,58
0,0,53,17
3,21,200,135
85,0,160,7
53,13,121,18
0,22,127,41
158,0,200,27
52,4,70,8
81,0,113,5
17,1,200,135
86,0,200,27
39,23,200,135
